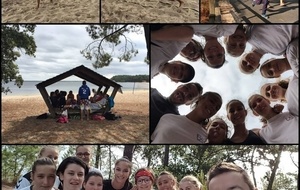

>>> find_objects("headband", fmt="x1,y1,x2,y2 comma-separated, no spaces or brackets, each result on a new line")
135,170,154,184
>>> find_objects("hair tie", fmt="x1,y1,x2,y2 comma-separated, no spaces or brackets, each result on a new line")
135,170,154,184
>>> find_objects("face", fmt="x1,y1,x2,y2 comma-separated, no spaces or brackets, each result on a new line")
136,176,153,190
226,101,247,125
248,95,272,117
207,119,228,144
169,84,201,105
41,148,59,166
179,181,199,190
76,146,91,166
208,172,251,190
180,41,201,61
60,163,85,190
261,83,284,101
165,61,191,82
32,165,56,190
114,161,131,183
227,30,247,57
203,40,225,68
196,94,222,119
157,175,175,190
83,176,103,190
260,59,285,78
240,52,260,73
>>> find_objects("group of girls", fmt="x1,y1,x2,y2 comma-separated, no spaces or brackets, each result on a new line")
150,24,298,144
14,145,206,190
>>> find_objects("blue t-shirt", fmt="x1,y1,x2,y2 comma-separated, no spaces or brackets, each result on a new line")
78,84,91,99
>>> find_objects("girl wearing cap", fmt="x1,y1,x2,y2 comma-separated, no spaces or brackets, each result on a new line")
103,157,133,190
134,168,155,190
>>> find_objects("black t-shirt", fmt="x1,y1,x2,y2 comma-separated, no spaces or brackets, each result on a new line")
225,130,267,144
103,179,133,190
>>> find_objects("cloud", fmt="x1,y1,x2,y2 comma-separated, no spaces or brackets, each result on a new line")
15,25,148,81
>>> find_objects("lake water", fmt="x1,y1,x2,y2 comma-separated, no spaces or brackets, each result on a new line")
2,81,149,96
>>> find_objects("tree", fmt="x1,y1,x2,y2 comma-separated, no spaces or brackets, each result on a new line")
1,25,37,94
1,145,40,184
81,25,147,69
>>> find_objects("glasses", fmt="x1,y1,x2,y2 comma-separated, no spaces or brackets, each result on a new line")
76,152,90,157
137,178,151,184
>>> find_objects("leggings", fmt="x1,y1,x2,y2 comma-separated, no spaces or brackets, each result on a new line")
261,0,269,15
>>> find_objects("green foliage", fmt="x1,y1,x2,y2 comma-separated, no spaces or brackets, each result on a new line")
2,145,41,184
1,25,37,94
81,25,146,69
261,170,298,190
110,75,149,82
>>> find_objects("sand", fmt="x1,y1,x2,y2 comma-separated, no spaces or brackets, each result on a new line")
1,90,149,144
101,0,199,23
1,0,99,23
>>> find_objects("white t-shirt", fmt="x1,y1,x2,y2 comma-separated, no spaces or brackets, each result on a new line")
246,25,298,55
286,38,299,77
190,25,238,38
259,112,299,144
19,186,56,190
151,40,188,78
14,173,60,190
286,75,299,116
151,114,207,144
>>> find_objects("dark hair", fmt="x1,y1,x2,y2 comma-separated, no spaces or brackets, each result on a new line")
226,99,245,112
57,156,89,180
83,171,103,190
190,82,203,95
83,81,87,85
32,157,56,174
207,162,255,190
182,39,205,62
181,63,195,83
206,58,226,69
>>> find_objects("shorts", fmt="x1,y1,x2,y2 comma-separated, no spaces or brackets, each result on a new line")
80,99,90,110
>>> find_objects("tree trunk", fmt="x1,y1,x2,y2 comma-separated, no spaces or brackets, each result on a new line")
250,147,257,188
108,146,112,179
143,24,150,61
123,145,135,162
163,145,170,167
267,145,284,190
95,145,101,169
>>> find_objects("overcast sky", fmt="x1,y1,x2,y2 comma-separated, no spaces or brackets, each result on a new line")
151,35,293,133
16,25,149,81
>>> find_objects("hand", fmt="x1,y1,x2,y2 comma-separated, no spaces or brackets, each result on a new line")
273,104,284,113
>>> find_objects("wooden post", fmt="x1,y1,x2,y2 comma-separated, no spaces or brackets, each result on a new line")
132,82,135,94
209,0,215,22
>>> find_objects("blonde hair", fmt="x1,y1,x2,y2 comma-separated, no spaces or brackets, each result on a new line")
157,171,178,190
38,146,59,159
180,175,202,189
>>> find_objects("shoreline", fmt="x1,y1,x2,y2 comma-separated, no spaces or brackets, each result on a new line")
1,90,148,100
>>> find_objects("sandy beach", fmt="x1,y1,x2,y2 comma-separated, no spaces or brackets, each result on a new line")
101,0,199,23
1,0,99,23
1,90,149,144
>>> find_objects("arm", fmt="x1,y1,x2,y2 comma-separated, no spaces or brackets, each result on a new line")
286,38,299,77
151,25,194,42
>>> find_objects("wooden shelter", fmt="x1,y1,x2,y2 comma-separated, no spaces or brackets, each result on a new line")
36,65,122,117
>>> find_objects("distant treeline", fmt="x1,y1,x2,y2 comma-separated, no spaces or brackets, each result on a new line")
111,75,149,82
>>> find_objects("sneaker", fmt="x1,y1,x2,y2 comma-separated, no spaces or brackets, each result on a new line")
261,14,269,18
